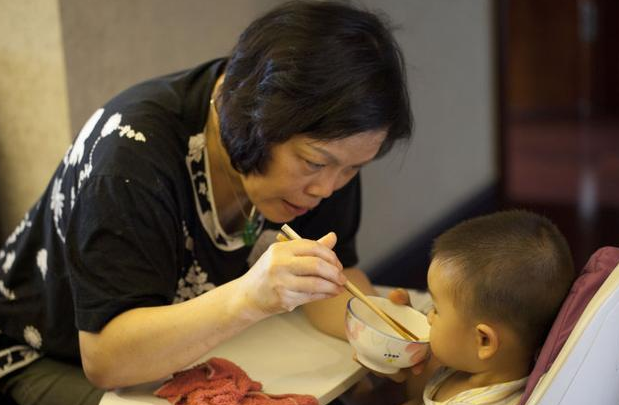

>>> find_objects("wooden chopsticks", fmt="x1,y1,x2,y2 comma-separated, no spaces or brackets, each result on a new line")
278,224,419,341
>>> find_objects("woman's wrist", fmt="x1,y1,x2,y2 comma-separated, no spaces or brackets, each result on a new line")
224,276,272,324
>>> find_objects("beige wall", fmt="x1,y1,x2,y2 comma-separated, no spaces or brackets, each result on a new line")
59,0,282,133
357,0,496,271
0,0,72,237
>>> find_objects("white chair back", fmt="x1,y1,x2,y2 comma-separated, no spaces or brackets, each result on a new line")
526,263,619,404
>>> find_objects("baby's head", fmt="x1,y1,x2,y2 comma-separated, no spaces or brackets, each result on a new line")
426,210,575,374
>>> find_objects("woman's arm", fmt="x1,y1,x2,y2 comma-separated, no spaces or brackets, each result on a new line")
79,277,260,389
79,234,346,389
302,267,376,340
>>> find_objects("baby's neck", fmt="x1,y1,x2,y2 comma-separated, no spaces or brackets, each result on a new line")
466,363,529,387
433,359,530,402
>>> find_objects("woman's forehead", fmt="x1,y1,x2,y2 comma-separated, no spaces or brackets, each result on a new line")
296,130,386,162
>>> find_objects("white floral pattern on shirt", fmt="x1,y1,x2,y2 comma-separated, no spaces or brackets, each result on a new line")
0,281,15,300
102,113,122,137
50,178,65,225
174,260,215,303
174,222,214,303
37,249,48,280
23,326,42,349
5,214,32,245
68,109,104,166
1,251,14,273
182,221,194,252
53,110,149,243
0,345,40,375
188,133,206,163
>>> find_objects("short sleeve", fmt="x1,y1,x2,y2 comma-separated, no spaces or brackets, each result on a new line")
65,175,181,332
291,174,361,268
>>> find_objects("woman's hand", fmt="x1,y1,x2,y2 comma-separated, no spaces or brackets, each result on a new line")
387,287,413,306
239,232,347,316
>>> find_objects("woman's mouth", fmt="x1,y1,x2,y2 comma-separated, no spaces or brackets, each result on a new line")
282,200,311,216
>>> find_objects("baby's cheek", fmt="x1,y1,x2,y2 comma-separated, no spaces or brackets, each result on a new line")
428,330,439,356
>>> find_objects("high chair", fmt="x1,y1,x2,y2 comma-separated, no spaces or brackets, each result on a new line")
520,246,619,404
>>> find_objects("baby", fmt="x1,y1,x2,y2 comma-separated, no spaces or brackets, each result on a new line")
404,210,576,405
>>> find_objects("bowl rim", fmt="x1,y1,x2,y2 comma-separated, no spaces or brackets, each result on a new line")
346,296,429,343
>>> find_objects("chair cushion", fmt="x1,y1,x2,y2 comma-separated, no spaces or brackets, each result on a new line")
519,246,619,404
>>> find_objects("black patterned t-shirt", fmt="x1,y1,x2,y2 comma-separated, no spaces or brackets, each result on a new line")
0,59,360,377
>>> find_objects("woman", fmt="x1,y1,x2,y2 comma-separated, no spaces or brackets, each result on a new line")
0,1,412,404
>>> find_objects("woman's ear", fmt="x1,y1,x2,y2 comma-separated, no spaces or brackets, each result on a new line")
475,323,499,361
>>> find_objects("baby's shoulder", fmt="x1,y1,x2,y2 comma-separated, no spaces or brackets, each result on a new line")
428,368,468,402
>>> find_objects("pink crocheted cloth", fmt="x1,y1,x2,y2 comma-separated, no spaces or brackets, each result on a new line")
154,358,318,405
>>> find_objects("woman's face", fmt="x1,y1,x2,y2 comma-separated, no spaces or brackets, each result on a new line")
242,130,386,223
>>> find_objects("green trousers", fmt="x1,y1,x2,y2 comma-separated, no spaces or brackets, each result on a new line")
0,357,104,405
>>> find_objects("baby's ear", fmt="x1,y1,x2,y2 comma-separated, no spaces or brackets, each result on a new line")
475,323,499,361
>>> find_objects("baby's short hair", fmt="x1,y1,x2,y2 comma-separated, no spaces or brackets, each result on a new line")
431,210,576,351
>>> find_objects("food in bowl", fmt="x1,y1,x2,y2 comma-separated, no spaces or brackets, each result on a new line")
345,295,430,374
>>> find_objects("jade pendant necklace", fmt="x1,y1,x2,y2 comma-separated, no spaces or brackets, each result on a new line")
223,171,259,247
241,206,259,246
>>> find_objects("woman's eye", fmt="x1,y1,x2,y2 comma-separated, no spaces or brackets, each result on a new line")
305,159,326,171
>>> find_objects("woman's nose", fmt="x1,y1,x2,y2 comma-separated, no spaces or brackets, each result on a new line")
306,173,338,199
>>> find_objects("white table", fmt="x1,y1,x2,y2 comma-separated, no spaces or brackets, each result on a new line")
99,309,367,405
99,286,429,405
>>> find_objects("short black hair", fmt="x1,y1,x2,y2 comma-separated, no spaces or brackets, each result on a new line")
431,210,576,352
218,0,412,174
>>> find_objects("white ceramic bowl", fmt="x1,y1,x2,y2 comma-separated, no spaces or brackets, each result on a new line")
345,295,430,374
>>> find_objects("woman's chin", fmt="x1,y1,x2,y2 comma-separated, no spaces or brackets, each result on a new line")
259,201,306,224
263,212,297,224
